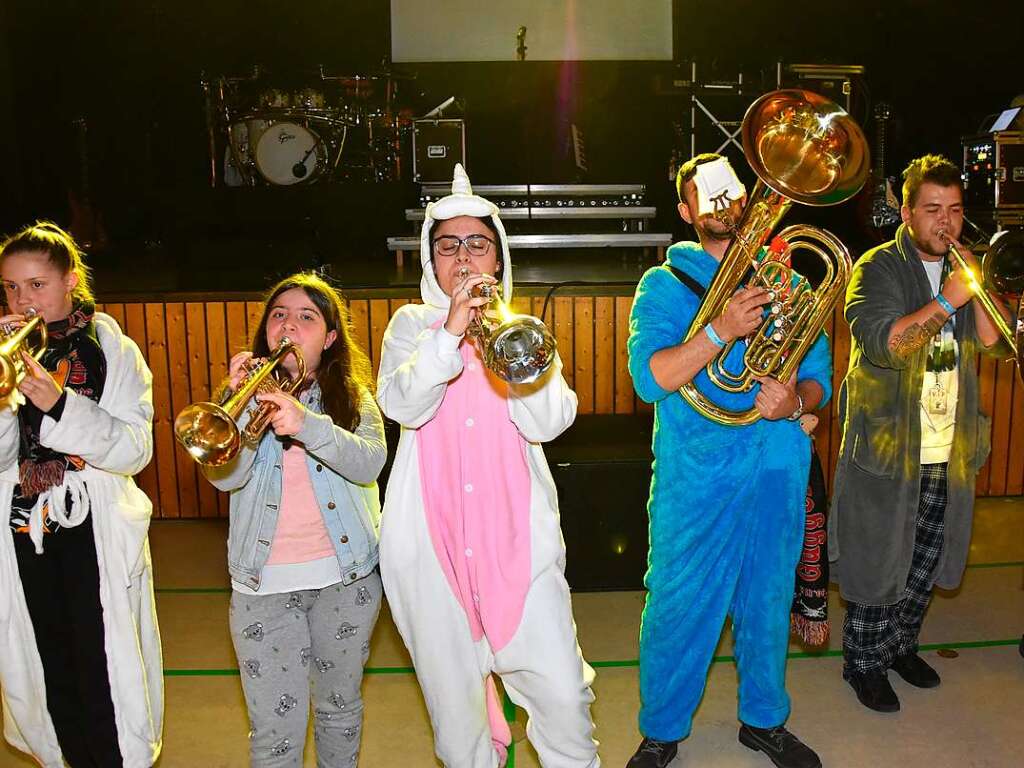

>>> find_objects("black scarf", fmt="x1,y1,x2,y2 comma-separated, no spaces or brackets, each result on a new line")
10,301,106,530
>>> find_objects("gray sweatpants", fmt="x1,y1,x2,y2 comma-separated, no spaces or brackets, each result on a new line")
229,571,383,767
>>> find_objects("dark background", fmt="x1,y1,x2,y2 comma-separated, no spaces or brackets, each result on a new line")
0,0,1020,276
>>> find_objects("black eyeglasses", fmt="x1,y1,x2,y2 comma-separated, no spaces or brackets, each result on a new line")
432,234,495,257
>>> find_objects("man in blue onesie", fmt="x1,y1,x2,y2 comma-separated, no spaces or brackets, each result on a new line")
625,153,831,768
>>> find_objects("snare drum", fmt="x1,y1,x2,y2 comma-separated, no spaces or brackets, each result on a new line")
254,121,329,185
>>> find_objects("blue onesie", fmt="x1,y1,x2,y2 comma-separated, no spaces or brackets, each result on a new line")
628,241,832,740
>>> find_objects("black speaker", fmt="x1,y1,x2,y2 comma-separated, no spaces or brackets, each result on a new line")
547,415,653,591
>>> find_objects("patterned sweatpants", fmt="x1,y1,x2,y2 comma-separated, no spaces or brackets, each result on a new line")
843,463,947,676
229,571,383,767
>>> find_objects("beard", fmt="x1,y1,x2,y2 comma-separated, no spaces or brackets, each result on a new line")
696,217,734,243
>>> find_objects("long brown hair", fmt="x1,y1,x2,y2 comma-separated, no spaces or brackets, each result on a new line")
252,272,371,431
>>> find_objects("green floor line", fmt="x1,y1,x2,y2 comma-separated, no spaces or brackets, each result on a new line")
153,560,1024,594
163,637,1022,677
965,560,1024,569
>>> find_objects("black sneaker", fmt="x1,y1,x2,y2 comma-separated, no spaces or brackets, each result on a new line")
738,724,822,768
626,737,678,768
845,669,900,712
890,652,940,688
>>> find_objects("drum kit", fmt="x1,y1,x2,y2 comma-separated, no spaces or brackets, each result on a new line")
202,65,416,187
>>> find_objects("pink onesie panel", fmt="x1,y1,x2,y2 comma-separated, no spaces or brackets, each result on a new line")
266,442,336,565
417,331,532,653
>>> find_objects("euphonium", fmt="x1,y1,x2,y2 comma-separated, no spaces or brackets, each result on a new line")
680,89,870,425
174,337,306,466
460,268,556,384
0,308,48,398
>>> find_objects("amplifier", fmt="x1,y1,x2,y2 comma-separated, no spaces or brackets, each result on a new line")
546,415,653,591
783,63,864,113
413,119,466,183
963,131,1024,210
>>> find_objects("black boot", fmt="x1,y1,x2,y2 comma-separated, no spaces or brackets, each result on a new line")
626,737,678,768
738,724,822,768
845,669,900,712
890,652,940,688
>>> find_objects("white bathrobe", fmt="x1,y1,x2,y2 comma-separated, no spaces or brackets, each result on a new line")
0,312,163,768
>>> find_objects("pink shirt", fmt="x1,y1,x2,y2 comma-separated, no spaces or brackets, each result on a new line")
418,335,532,653
266,442,336,565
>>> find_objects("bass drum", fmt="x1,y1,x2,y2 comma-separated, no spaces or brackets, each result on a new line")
254,121,329,185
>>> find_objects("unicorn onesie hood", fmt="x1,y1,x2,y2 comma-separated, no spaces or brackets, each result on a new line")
376,167,599,766
417,162,513,309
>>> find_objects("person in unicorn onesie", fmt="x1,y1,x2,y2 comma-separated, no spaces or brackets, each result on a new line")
625,153,831,768
377,164,600,768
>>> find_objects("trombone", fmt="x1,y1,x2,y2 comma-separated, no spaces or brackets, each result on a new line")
0,308,48,398
174,337,306,466
942,227,1024,371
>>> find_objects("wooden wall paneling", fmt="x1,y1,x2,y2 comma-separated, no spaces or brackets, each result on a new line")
185,302,221,518
144,303,180,518
1006,371,1024,496
205,302,230,516
574,297,595,414
123,303,159,510
225,302,248,356
368,299,391,378
246,301,263,347
987,361,1016,496
975,356,998,495
553,297,575,391
594,297,615,414
165,302,200,518
614,297,634,414
347,300,371,363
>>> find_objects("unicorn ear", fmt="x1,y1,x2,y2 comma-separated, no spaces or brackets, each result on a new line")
451,163,472,195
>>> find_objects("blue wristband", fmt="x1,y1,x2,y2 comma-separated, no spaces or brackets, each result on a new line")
704,323,726,348
935,292,955,315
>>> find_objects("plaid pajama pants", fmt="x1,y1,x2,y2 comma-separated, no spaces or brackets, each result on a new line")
843,462,947,676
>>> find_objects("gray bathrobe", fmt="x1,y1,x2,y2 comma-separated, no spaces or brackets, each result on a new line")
829,224,1003,605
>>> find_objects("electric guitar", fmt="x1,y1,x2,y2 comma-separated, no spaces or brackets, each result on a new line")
859,102,901,242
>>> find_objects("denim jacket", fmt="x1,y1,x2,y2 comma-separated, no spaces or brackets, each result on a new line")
205,384,386,590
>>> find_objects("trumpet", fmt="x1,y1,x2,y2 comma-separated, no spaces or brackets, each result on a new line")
174,337,306,466
0,308,48,398
459,268,556,384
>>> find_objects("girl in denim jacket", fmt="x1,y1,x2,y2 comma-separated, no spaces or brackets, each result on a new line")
204,272,386,767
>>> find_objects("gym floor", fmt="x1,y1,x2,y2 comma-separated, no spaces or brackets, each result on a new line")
2,497,1021,768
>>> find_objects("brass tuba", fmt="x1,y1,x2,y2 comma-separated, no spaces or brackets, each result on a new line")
174,337,306,466
0,308,49,398
679,89,870,425
460,268,556,384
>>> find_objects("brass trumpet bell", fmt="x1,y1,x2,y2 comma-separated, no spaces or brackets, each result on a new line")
174,337,306,466
0,309,48,399
467,280,556,385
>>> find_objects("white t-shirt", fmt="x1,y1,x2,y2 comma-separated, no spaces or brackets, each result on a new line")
919,258,958,464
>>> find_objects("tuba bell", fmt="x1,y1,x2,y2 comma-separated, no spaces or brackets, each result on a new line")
460,268,556,385
679,89,870,425
0,308,49,399
174,337,306,466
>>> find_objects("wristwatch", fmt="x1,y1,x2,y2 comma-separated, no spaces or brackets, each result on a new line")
786,393,805,422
